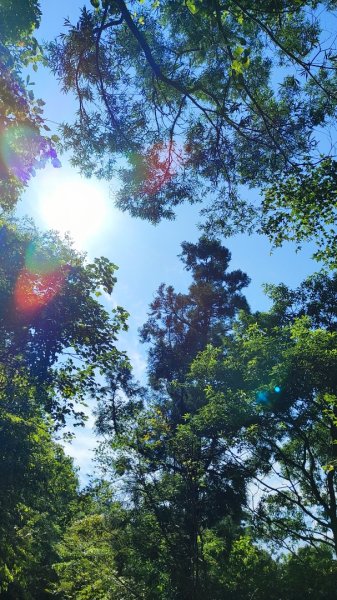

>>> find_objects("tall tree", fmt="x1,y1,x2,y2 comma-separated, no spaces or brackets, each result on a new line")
55,511,136,600
280,545,337,600
95,237,251,599
0,219,132,593
0,363,79,598
58,271,337,598
140,236,249,392
0,218,128,424
188,272,337,555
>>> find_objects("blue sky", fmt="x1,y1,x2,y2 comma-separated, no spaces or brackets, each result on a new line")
18,0,321,481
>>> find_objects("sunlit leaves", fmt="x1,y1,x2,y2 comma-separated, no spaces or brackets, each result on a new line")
0,1,60,210
0,364,78,596
261,158,337,268
48,0,334,234
0,220,128,425
55,514,130,599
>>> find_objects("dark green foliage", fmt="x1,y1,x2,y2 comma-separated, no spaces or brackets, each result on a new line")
0,219,127,424
93,237,252,598
263,271,337,331
103,400,248,598
2,2,337,596
191,273,337,555
55,266,337,598
281,546,337,600
140,236,249,390
0,366,78,597
0,0,41,44
0,219,132,595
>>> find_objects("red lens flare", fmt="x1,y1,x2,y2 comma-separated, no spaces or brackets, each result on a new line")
14,266,69,315
132,141,186,196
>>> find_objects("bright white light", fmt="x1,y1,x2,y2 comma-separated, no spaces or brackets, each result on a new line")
37,171,109,249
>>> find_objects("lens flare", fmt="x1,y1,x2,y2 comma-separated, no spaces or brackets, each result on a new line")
0,124,39,182
256,391,268,404
25,242,59,275
130,141,185,196
14,242,69,315
0,123,59,184
14,268,68,314
256,386,282,407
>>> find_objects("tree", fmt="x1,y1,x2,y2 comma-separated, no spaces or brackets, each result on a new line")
187,272,337,556
0,364,79,598
55,485,286,600
48,0,337,252
280,545,337,600
52,254,337,597
94,237,252,599
60,269,337,598
260,157,337,269
222,535,281,600
0,0,60,210
140,236,249,393
0,218,132,595
0,218,128,425
259,270,337,332
98,393,249,599
55,513,134,600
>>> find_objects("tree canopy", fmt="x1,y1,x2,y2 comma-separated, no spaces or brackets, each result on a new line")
140,236,249,389
188,273,337,555
2,1,337,597
91,265,337,598
0,0,60,210
46,0,337,263
0,219,129,424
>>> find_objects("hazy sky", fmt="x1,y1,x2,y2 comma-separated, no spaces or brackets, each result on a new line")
18,0,321,482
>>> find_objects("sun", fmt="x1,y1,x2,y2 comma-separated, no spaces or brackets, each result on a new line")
37,169,110,249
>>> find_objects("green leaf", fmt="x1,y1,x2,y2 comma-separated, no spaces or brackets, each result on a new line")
186,0,198,14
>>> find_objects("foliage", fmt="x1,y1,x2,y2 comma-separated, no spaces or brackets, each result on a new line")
94,236,252,598
0,0,60,210
55,513,133,599
48,0,337,256
3,3,337,595
223,536,281,600
281,545,337,600
3,227,337,596
92,249,337,597
140,236,249,392
0,364,78,598
260,157,337,268
0,218,128,425
0,0,41,44
0,218,133,596
98,394,249,598
187,272,337,555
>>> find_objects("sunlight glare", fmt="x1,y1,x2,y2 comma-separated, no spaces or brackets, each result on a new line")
37,172,109,248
